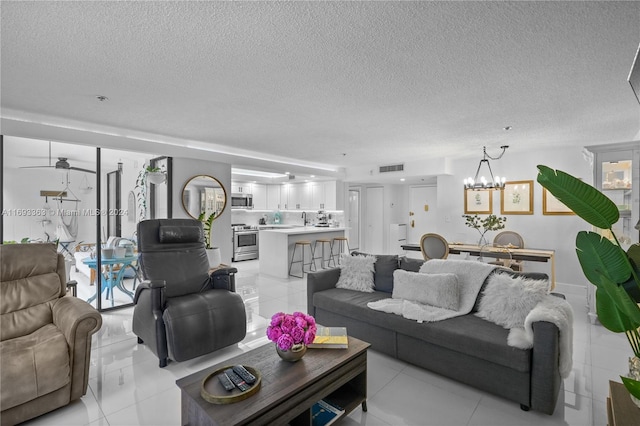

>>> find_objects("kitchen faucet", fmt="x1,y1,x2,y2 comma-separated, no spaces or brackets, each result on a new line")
302,211,309,225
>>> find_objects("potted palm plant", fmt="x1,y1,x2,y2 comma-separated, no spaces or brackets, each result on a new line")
537,165,640,403
198,212,220,267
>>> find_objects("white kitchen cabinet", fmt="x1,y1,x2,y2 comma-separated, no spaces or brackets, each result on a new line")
252,183,267,210
267,185,282,210
310,182,324,210
231,182,252,194
288,183,310,210
323,181,337,210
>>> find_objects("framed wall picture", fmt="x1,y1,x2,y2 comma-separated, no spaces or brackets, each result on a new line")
501,180,533,215
542,188,575,215
464,189,492,214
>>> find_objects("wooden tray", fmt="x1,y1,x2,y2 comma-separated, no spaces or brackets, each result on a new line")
201,365,261,404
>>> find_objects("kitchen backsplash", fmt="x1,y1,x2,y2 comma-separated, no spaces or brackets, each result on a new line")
232,210,345,227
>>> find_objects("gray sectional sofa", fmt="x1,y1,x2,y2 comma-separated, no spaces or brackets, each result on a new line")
306,254,563,414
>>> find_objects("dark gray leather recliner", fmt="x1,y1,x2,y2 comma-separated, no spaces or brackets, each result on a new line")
133,219,246,367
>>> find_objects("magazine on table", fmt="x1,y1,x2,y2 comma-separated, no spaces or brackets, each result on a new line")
308,326,348,349
311,399,345,426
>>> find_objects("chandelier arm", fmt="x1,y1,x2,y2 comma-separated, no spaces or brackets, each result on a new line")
484,145,509,161
485,159,496,183
472,160,485,182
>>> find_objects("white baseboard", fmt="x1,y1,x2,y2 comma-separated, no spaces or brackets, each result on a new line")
554,282,586,296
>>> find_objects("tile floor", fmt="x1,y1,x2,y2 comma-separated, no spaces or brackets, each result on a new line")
24,259,631,425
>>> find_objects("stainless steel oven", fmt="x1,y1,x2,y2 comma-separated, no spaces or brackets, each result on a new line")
233,226,259,261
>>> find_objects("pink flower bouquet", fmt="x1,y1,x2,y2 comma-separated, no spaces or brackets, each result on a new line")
266,311,317,351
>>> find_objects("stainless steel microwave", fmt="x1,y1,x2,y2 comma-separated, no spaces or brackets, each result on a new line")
231,193,253,209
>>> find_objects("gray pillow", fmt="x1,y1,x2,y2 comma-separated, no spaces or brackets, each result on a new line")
399,256,425,272
351,251,398,293
392,269,460,311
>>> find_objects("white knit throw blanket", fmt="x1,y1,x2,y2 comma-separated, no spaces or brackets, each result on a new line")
367,259,498,323
507,294,574,378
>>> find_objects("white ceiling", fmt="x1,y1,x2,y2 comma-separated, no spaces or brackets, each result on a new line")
1,1,639,182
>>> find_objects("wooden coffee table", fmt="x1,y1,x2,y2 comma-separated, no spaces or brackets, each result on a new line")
176,336,370,426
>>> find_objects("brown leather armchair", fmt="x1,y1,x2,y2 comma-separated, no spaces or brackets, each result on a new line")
0,244,102,425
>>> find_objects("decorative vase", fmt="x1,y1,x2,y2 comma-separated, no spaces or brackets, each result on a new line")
276,343,307,362
478,235,489,247
629,356,640,408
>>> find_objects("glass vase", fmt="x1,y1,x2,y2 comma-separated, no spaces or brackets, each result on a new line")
629,356,640,408
276,343,307,362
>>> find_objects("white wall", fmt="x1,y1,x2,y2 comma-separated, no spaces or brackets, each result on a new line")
171,157,233,264
348,145,593,286
428,146,593,286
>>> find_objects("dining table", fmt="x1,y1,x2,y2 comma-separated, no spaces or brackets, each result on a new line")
83,255,138,306
401,242,556,289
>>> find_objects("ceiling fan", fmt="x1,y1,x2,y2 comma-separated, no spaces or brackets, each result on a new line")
20,141,96,174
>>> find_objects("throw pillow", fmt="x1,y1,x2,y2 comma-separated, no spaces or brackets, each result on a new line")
335,254,376,293
392,269,460,311
475,272,550,329
399,256,425,272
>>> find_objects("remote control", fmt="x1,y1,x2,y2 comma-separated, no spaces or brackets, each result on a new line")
224,368,251,392
232,365,256,384
217,373,235,391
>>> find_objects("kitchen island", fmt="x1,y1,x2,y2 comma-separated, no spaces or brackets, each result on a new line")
259,226,347,278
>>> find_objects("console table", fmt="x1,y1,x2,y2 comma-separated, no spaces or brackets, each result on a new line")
607,380,640,426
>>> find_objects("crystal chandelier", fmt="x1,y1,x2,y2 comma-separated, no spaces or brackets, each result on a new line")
463,146,509,190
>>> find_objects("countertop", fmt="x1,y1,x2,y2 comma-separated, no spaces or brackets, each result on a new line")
259,226,347,235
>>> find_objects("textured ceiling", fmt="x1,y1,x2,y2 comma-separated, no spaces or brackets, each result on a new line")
1,1,639,179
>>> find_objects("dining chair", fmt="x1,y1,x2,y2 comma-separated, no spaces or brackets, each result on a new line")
490,231,525,271
420,233,449,260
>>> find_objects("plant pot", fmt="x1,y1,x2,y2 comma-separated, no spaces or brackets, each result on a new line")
147,171,166,185
276,344,307,362
206,247,222,268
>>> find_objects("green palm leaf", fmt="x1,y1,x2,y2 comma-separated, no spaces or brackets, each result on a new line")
537,165,619,229
620,376,640,401
576,231,630,284
576,232,640,331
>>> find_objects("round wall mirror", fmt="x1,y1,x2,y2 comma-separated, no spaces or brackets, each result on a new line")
181,175,227,221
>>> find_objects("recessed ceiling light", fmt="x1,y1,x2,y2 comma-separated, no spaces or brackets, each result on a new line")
310,175,315,178
285,172,290,175
400,178,406,182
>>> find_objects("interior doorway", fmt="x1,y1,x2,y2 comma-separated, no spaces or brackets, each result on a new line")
365,186,384,253
407,185,438,244
348,189,360,251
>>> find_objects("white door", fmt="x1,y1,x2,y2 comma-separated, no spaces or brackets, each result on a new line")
365,187,384,253
348,189,360,251
408,186,438,244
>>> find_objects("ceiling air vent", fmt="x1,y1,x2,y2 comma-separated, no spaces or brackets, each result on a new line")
379,164,404,173
288,174,296,180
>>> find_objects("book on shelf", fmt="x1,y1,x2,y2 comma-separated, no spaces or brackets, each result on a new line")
308,326,348,349
311,399,345,426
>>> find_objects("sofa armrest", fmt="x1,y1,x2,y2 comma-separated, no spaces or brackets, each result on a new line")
306,267,341,316
530,321,562,414
52,296,102,400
